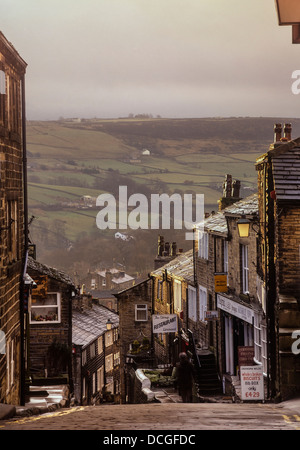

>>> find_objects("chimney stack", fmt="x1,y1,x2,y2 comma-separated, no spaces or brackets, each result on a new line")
283,123,292,141
274,123,282,143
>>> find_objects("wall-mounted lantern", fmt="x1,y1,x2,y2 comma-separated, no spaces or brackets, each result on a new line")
237,216,251,238
106,318,112,331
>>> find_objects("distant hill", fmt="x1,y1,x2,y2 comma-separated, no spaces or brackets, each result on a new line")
26,116,300,275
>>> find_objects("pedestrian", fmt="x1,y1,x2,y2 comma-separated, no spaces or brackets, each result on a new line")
174,352,195,403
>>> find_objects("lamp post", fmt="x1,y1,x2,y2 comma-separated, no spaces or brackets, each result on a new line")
237,217,251,238
106,318,112,331
275,0,300,43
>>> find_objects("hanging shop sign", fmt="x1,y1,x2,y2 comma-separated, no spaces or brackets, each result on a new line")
214,273,228,293
152,314,178,334
217,294,254,324
240,365,264,401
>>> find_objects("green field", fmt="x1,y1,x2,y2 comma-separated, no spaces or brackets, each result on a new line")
27,117,300,255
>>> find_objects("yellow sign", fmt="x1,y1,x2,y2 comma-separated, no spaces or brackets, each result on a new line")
32,275,48,298
214,274,228,293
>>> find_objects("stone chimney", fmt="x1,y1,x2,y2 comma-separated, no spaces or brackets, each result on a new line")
274,123,282,143
283,123,292,141
154,236,177,269
218,174,242,211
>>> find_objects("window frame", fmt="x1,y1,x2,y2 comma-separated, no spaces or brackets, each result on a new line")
198,231,209,259
199,285,207,322
135,304,148,322
30,292,61,324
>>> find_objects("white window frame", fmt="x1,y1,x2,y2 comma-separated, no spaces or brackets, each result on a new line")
105,330,113,347
98,336,103,355
199,285,207,322
254,311,262,365
188,285,197,322
114,351,120,367
198,231,209,259
224,239,228,273
174,280,182,312
135,304,148,321
30,292,61,324
241,245,249,294
105,354,113,373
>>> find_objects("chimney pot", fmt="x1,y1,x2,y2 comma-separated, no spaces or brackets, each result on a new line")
283,123,292,141
274,123,282,143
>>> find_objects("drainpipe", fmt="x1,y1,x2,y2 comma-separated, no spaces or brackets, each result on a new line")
20,74,28,406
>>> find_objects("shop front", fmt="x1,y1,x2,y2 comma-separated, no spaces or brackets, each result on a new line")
217,294,254,376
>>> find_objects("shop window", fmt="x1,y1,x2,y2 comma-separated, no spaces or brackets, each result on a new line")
30,292,61,323
135,304,148,321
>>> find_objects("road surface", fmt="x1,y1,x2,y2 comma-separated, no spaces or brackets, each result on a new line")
1,402,299,431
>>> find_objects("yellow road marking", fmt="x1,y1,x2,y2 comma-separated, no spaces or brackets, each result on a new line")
6,406,86,426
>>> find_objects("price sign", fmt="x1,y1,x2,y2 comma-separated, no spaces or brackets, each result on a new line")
240,365,264,401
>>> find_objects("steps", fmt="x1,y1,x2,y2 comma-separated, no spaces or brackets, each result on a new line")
195,351,222,396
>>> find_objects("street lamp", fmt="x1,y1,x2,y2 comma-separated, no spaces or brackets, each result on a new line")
237,216,250,238
106,318,112,331
275,0,300,43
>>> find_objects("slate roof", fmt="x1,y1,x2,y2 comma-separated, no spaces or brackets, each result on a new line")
223,193,258,218
271,146,300,202
72,303,119,348
27,256,74,286
195,193,258,236
151,248,194,284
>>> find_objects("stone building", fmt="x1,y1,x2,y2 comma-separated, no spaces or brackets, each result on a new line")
27,257,75,382
255,123,300,400
114,279,152,403
150,249,195,364
0,31,27,405
194,192,261,395
72,296,120,405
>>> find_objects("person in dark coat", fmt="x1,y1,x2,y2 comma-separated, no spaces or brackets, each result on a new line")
175,352,195,403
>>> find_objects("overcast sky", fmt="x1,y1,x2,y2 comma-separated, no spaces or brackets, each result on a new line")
1,0,300,120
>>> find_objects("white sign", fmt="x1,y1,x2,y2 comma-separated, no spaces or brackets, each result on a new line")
240,365,264,401
217,295,254,324
205,310,219,321
152,314,178,333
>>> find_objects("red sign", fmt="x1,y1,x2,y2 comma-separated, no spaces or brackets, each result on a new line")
238,346,254,367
